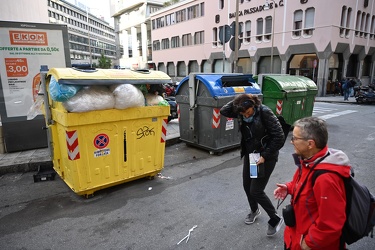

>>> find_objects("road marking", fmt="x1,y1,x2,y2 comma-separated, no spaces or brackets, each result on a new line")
312,107,338,115
318,110,357,120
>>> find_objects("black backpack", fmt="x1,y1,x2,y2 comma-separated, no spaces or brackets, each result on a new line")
312,170,375,247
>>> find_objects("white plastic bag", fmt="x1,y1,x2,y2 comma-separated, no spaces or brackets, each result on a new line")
63,85,115,112
111,84,145,109
27,95,44,120
145,93,164,106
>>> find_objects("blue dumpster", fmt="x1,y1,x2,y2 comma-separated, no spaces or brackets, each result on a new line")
175,73,261,154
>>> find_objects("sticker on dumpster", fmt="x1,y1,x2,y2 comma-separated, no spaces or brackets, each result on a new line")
232,87,245,93
94,148,110,158
94,134,109,149
66,130,80,160
225,118,234,130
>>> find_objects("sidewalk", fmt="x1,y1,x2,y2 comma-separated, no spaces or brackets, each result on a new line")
0,95,357,175
314,94,357,104
0,119,180,175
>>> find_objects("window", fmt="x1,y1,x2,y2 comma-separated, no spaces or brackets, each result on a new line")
346,8,352,37
293,10,303,37
171,36,180,48
219,0,224,10
355,11,361,36
370,15,375,39
212,27,218,46
194,31,204,45
150,7,160,14
364,13,370,38
176,9,186,23
244,21,251,43
256,18,263,41
153,40,160,51
161,38,170,49
166,13,175,26
156,17,165,28
304,7,315,35
360,12,366,37
200,3,205,17
182,33,192,46
264,16,272,40
187,4,199,20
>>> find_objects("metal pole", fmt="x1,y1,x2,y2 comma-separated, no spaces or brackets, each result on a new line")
234,0,239,73
86,7,92,68
222,25,225,72
270,0,275,73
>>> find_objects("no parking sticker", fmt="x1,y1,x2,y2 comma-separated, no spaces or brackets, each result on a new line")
93,133,110,157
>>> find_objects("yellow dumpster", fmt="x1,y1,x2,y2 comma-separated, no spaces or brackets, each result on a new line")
42,68,171,197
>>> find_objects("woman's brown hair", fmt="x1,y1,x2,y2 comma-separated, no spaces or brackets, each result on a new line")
233,94,261,113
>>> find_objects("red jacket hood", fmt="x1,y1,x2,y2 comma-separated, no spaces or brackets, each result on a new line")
300,146,352,178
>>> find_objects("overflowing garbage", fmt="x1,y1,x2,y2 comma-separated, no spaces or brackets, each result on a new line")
27,75,169,119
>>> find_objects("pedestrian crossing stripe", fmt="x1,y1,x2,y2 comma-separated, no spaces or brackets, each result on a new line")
318,110,357,120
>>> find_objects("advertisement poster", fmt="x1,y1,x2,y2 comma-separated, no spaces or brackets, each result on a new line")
0,21,70,119
0,21,70,152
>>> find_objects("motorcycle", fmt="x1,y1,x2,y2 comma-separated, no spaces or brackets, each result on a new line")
355,84,375,104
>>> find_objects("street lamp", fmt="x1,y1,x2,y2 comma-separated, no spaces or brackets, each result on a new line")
234,0,239,73
265,0,276,73
86,9,93,68
86,6,92,68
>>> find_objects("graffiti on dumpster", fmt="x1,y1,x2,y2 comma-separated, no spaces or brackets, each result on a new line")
136,126,155,139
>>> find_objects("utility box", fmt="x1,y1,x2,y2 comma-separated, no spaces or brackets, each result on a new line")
175,73,261,154
42,67,171,197
256,75,313,125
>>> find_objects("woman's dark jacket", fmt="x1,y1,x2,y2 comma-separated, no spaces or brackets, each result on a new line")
220,101,285,160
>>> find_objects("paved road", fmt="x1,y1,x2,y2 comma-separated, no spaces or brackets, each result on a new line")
1,102,374,250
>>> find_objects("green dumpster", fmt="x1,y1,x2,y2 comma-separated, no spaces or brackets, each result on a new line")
299,76,318,117
255,75,308,125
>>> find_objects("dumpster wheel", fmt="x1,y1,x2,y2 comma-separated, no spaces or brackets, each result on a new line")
84,193,95,199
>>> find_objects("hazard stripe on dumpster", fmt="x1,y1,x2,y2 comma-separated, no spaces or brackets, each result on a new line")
177,104,180,121
161,119,167,143
212,108,220,128
302,98,305,110
276,100,283,115
66,130,80,160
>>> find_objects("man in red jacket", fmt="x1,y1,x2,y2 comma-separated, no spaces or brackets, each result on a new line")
274,117,351,250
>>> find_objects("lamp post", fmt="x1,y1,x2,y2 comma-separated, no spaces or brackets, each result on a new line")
86,6,92,68
234,0,239,73
266,0,276,73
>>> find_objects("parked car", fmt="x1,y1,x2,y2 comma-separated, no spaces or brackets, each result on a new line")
165,96,178,122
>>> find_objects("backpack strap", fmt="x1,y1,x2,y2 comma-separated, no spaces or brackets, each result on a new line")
292,153,330,204
311,169,350,250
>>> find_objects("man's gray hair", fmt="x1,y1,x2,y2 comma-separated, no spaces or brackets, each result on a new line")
293,117,328,149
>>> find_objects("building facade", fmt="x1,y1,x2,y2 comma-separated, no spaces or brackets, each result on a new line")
150,0,375,96
48,0,117,67
110,0,168,69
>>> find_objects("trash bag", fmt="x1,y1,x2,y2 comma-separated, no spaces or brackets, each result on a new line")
110,84,145,109
49,76,82,102
63,85,115,112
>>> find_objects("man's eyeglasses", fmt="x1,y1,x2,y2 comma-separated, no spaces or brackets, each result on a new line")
291,136,307,142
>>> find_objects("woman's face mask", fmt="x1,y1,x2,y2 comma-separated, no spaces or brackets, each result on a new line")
243,115,254,123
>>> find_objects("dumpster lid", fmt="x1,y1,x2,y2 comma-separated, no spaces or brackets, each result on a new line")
176,73,261,97
257,75,310,91
47,68,172,85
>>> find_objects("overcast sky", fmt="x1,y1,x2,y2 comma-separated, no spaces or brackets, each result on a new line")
66,0,112,25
